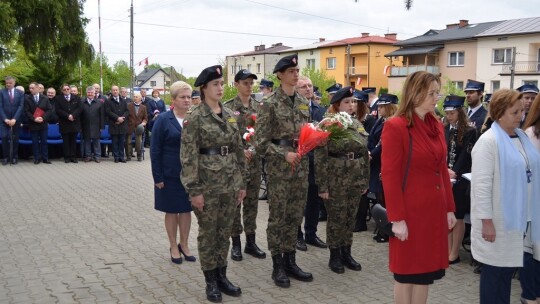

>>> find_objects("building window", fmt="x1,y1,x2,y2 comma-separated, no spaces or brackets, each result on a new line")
150,81,156,87
451,81,464,91
491,80,500,92
448,51,464,66
256,63,261,73
493,48,512,64
247,64,252,71
326,57,336,70
306,59,315,69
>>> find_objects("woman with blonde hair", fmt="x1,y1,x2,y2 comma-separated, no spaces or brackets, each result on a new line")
381,71,456,304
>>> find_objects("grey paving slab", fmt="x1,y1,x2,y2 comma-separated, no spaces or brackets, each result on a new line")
0,158,523,303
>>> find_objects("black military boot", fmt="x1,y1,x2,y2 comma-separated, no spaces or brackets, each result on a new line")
215,266,241,297
230,236,243,261
271,254,290,288
283,251,313,282
203,270,222,303
244,233,266,258
328,247,345,273
341,245,362,271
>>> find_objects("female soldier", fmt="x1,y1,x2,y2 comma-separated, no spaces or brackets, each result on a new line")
442,95,477,264
180,65,247,303
316,86,370,273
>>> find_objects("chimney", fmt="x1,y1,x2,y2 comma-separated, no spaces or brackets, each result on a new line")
259,44,265,50
446,23,459,29
361,32,369,37
254,45,259,51
384,33,397,40
459,19,469,27
319,38,326,42
271,43,282,47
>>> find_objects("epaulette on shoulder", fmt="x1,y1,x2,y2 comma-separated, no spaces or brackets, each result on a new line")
186,104,200,114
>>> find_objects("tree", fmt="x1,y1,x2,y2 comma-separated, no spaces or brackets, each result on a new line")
112,60,132,88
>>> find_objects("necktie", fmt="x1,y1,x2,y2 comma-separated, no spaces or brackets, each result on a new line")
8,89,13,103
35,95,39,104
115,97,119,103
65,95,70,101
467,109,472,117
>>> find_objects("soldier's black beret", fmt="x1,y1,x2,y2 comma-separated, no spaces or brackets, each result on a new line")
330,86,354,104
273,54,298,73
194,65,223,87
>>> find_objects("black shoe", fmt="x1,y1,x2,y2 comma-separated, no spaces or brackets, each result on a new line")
64,159,70,163
137,154,142,161
42,159,52,164
449,256,461,265
34,159,41,165
244,233,266,259
11,159,17,165
230,236,243,261
328,247,344,274
271,255,290,288
178,244,196,262
283,251,313,282
120,159,127,163
473,264,483,274
126,157,131,161
295,238,307,252
170,248,182,264
2,159,8,166
203,270,222,303
341,245,361,271
215,267,241,297
70,158,78,163
114,159,119,163
101,154,109,158
373,232,389,243
305,236,327,248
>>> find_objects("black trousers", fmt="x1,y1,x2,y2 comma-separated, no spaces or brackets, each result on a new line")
61,132,77,159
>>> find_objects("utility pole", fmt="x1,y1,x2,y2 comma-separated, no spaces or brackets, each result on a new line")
98,0,103,91
129,0,134,97
509,46,517,89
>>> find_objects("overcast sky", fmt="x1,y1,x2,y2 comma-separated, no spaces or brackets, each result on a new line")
83,0,538,77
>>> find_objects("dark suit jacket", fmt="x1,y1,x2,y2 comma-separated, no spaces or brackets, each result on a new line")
468,106,487,134
81,98,105,139
105,96,129,135
55,94,82,133
150,111,185,183
127,103,148,134
24,94,52,131
308,100,326,184
367,117,385,193
146,98,166,130
0,88,25,123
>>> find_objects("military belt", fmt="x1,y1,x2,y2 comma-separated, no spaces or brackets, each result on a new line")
199,146,230,156
328,151,361,160
271,139,298,148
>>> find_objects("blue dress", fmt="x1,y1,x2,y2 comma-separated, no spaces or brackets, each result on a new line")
150,111,192,213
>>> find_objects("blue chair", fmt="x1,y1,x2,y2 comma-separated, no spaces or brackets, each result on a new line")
19,127,33,145
100,125,112,145
47,124,63,145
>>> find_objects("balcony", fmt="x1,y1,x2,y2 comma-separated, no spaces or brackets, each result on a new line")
348,66,368,75
500,61,540,74
389,65,440,76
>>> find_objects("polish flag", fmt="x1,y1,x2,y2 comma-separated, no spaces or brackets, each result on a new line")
383,65,391,75
138,57,149,66
356,78,362,86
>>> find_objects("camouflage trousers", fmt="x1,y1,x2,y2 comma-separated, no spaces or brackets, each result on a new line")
193,191,237,271
231,167,261,236
324,179,361,248
266,158,308,256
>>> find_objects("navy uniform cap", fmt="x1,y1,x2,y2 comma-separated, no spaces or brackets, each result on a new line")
484,93,492,104
353,90,368,102
377,93,398,105
443,95,465,111
330,86,354,104
362,87,376,94
464,79,485,92
516,84,539,94
234,69,257,82
273,54,298,73
259,79,274,88
191,90,201,99
194,65,223,87
325,83,343,94
314,91,322,98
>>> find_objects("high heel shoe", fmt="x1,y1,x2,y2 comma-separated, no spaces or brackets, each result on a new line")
170,248,182,264
178,244,197,262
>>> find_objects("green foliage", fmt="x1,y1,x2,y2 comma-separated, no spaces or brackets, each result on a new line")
441,77,465,97
112,60,132,88
301,67,336,106
223,85,238,101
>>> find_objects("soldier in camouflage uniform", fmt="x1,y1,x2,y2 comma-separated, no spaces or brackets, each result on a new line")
180,65,247,303
315,86,370,274
255,54,313,288
224,69,266,262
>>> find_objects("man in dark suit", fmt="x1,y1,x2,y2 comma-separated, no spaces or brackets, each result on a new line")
105,85,129,163
24,82,53,164
464,79,487,134
81,85,104,163
120,87,132,104
0,76,25,165
125,93,147,161
295,76,327,251
46,87,59,124
55,84,82,163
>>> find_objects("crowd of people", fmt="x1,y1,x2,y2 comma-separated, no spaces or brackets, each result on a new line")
3,54,540,303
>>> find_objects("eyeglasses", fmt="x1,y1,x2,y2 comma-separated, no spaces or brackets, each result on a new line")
428,91,443,99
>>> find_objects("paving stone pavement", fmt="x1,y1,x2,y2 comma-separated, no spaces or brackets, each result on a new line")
0,158,523,303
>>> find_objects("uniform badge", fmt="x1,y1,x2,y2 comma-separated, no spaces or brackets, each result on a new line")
227,117,237,123
298,104,309,111
233,111,240,116
183,120,189,127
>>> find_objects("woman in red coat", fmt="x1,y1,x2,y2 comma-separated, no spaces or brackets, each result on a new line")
381,71,456,304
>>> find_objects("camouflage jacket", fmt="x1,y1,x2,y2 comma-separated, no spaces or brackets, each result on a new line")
223,95,260,149
255,86,310,159
315,119,370,193
180,102,247,196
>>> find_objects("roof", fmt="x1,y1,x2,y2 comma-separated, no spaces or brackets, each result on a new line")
476,17,540,37
385,45,443,57
323,36,398,47
229,44,291,56
136,68,169,83
281,40,336,52
395,21,503,46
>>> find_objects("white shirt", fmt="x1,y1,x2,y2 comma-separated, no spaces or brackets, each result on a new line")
468,103,483,117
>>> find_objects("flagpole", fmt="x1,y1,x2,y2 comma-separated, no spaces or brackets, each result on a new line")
129,0,134,97
98,0,103,91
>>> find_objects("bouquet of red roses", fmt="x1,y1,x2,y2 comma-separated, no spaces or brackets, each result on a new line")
297,123,330,157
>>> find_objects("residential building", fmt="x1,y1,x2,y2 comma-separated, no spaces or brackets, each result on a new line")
135,68,171,92
279,38,334,71
225,43,291,85
318,33,400,90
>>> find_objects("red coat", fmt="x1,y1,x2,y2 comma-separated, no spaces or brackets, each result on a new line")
381,114,455,274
